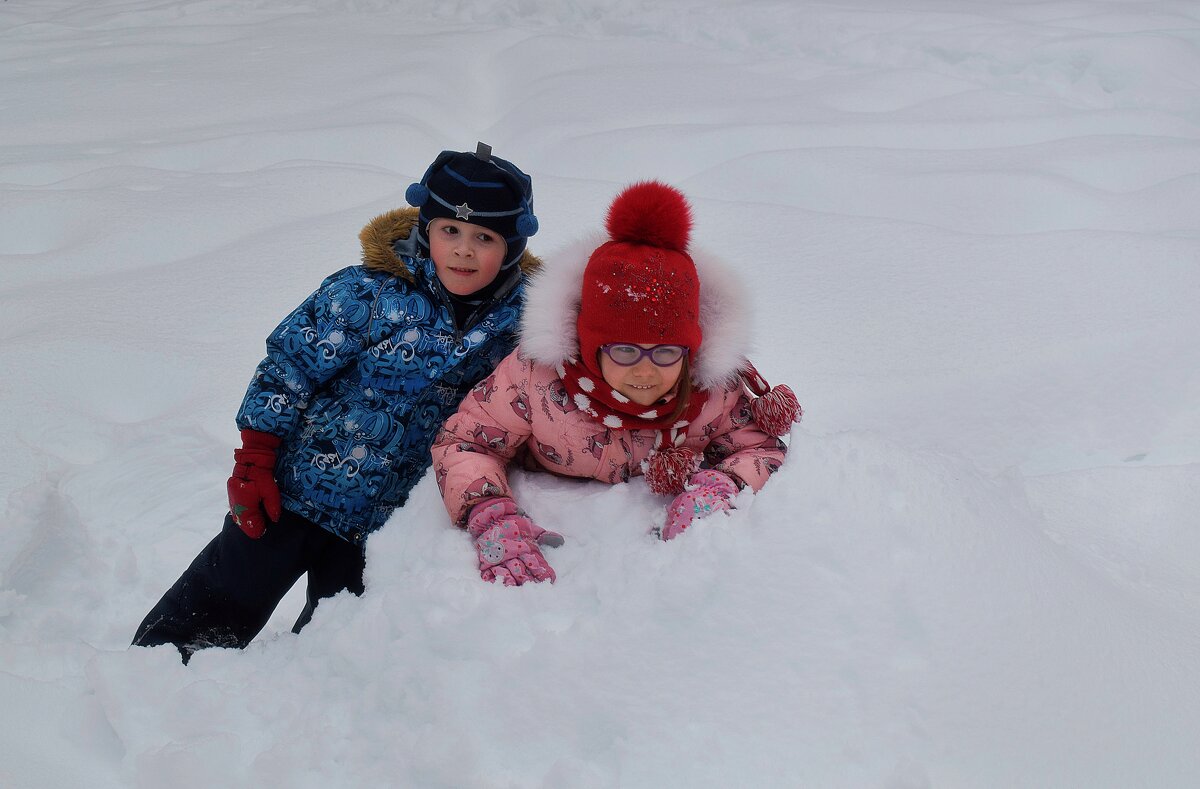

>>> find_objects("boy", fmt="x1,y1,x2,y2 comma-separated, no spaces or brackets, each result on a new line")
133,143,539,662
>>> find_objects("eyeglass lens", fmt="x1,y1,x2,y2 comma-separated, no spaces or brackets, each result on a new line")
603,344,686,366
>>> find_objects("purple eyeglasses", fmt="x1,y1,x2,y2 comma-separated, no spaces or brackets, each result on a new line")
600,343,688,367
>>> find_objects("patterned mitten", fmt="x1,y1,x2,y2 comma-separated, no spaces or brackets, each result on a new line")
467,498,563,586
226,429,283,539
658,469,740,541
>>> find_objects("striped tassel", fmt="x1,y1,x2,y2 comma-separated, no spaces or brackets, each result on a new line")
643,446,701,496
740,361,802,437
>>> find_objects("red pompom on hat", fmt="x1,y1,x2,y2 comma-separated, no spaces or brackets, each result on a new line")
576,182,703,376
606,180,692,250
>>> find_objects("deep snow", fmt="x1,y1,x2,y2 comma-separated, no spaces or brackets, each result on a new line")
2,1,1199,787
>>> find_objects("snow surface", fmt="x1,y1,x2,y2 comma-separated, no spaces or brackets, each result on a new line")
2,0,1199,786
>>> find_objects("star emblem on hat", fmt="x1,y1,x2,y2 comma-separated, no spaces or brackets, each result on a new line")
455,202,474,220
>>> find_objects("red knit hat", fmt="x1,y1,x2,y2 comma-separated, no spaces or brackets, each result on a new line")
576,182,702,375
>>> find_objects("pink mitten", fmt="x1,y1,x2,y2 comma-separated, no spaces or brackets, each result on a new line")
467,498,564,586
659,470,740,541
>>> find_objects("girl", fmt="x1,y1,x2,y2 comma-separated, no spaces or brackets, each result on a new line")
431,181,800,585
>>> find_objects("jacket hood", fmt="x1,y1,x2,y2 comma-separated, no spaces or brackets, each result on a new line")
358,206,543,281
519,233,751,391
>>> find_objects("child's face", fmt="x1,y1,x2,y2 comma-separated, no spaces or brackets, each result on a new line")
598,344,685,407
428,218,507,296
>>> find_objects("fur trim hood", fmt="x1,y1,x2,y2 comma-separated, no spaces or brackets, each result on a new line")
358,206,543,280
519,233,751,391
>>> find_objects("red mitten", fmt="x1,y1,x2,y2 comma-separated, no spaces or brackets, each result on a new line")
226,429,283,539
467,498,563,586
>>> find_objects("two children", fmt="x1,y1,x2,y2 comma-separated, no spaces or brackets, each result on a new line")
432,181,799,585
134,158,797,661
133,144,540,660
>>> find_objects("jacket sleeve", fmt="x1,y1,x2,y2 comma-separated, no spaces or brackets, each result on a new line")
431,351,535,527
236,266,382,438
701,387,788,492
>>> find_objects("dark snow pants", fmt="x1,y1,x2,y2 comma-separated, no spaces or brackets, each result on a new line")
132,509,366,663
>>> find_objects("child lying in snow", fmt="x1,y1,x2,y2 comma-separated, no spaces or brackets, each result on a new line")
431,181,801,585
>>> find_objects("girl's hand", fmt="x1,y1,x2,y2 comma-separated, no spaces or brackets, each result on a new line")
658,470,740,541
467,498,563,586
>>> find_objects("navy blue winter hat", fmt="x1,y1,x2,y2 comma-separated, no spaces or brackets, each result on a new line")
406,142,538,271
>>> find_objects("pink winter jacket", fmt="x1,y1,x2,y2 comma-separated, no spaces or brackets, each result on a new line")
433,223,794,527
432,348,787,526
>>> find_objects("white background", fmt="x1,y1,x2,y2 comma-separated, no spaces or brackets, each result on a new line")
2,1,1198,787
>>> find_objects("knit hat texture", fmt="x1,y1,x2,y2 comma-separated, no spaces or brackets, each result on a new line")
406,142,537,271
576,181,702,375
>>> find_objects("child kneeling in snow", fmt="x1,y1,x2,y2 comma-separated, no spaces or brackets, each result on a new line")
431,181,800,585
133,144,541,660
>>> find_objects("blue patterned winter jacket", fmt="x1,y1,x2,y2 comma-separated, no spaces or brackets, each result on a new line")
236,208,540,543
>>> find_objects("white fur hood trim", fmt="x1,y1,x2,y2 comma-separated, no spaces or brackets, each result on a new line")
519,234,751,391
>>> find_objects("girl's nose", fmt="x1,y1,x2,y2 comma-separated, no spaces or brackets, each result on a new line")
630,357,656,374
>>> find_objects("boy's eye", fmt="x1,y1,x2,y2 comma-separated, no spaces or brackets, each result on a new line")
475,233,496,243
442,225,459,235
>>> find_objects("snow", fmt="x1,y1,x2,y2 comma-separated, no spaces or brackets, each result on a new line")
2,0,1199,786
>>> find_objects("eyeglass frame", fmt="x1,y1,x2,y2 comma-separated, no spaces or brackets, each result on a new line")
599,343,689,367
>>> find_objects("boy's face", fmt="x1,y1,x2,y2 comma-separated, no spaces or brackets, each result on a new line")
427,218,507,296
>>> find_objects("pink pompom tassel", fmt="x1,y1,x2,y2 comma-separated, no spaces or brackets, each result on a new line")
751,383,802,436
740,361,803,437
643,446,702,496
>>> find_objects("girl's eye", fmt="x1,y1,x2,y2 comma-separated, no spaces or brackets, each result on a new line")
608,345,641,364
476,233,496,244
651,345,685,364
441,225,458,235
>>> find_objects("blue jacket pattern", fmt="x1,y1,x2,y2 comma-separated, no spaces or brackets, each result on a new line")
236,242,526,543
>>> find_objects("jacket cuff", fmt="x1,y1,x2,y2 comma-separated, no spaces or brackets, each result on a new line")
239,428,283,451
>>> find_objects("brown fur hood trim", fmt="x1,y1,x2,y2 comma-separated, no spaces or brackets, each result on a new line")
358,206,542,281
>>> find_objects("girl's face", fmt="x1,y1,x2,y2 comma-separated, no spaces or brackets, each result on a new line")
428,218,507,296
598,343,685,407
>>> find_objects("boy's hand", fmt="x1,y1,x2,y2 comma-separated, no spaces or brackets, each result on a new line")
658,470,740,541
227,429,283,539
467,498,562,586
